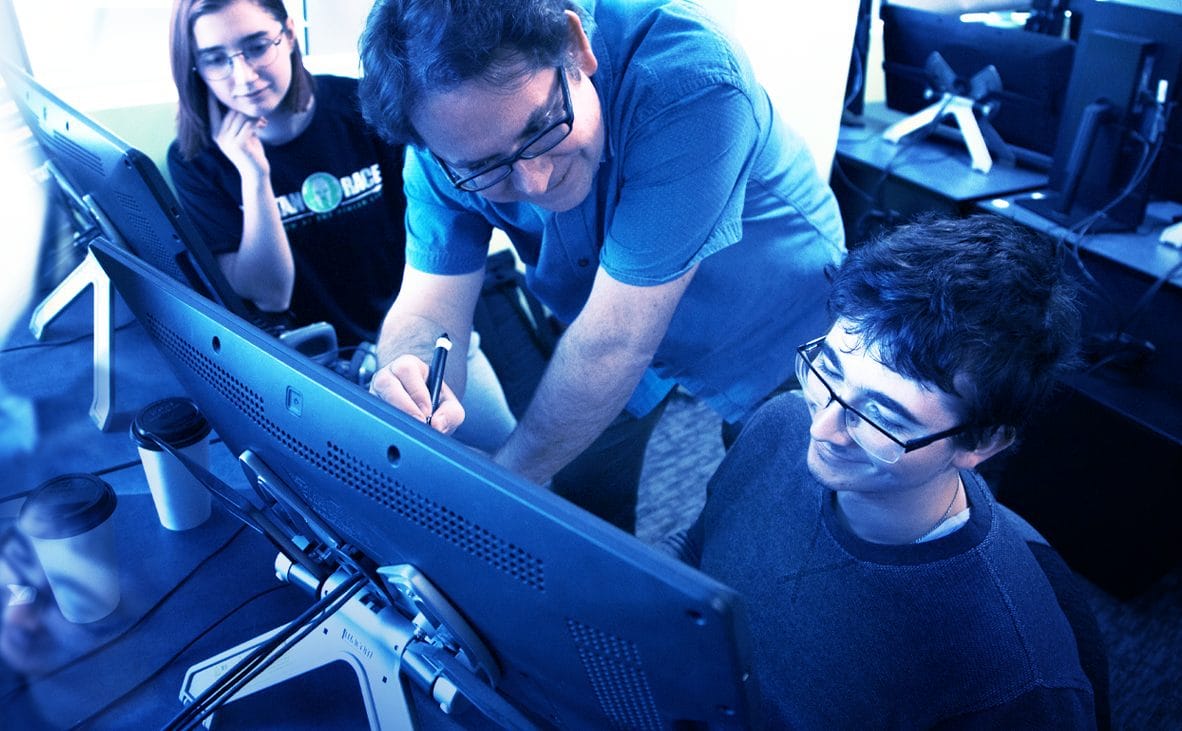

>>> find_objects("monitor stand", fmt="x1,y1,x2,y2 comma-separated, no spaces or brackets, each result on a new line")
29,247,115,431
28,162,122,431
882,93,1010,174
180,562,500,730
168,449,530,731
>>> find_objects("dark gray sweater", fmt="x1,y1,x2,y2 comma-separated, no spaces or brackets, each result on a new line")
679,394,1095,728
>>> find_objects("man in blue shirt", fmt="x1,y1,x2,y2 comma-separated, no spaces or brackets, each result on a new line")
358,0,844,531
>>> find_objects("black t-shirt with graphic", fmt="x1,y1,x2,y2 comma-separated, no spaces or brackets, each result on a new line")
167,75,406,347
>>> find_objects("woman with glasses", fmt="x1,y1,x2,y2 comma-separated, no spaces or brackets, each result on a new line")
667,214,1098,726
167,0,403,348
165,0,515,451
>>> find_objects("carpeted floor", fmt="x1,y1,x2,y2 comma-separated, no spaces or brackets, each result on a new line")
634,389,1182,730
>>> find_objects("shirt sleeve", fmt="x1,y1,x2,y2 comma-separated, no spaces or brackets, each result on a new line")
602,83,758,285
402,147,494,275
166,142,243,256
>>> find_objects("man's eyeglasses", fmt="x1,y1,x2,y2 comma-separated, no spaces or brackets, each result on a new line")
795,336,970,464
194,31,286,81
434,66,574,192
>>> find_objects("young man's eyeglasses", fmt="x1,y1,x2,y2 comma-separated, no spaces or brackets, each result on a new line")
433,66,574,192
194,30,287,81
795,336,970,464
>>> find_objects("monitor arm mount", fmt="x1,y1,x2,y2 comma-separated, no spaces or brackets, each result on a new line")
145,438,533,730
882,52,1016,174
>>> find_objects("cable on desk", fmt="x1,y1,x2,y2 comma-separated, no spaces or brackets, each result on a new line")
66,583,290,730
1054,133,1169,372
0,490,30,506
1081,256,1182,376
833,95,954,246
0,319,138,355
90,437,225,480
91,458,143,478
0,524,249,707
1115,257,1182,336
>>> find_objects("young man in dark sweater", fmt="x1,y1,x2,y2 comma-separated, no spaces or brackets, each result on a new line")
673,214,1098,727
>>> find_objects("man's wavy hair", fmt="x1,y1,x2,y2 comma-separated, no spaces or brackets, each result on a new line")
828,213,1081,448
358,0,590,148
169,0,315,160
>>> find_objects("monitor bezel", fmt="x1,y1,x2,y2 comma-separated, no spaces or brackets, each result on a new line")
1,58,252,321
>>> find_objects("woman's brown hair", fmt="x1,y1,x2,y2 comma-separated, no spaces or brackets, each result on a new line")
169,0,315,160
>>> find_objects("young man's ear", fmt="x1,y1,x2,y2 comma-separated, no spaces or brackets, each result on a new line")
953,426,1015,470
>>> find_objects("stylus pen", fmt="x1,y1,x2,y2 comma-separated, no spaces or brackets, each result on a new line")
425,333,452,425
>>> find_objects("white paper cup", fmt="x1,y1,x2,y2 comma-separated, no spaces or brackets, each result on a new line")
131,397,213,531
17,474,121,624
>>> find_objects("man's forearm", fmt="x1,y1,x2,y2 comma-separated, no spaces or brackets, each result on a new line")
376,308,471,396
493,325,651,484
373,266,486,398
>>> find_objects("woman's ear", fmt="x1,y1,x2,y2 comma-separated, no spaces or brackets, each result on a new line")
284,17,298,52
952,426,1015,471
564,10,597,76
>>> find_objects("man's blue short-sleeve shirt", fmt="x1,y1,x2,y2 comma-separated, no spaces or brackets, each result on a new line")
403,0,845,421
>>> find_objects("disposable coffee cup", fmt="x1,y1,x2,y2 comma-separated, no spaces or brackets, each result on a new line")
131,397,213,531
17,473,121,624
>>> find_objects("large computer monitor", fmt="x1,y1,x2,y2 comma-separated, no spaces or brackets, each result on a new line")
89,237,756,729
1016,0,1181,230
881,4,1077,165
0,59,253,321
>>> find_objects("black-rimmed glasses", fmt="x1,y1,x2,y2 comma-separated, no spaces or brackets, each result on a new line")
434,66,574,192
194,31,287,81
795,336,970,464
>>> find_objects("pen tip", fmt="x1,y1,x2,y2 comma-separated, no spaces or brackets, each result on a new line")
435,334,452,350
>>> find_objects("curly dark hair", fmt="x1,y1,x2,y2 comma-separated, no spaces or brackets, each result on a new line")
828,213,1081,447
358,0,589,147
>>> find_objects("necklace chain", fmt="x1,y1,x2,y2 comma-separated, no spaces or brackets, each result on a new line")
914,477,962,544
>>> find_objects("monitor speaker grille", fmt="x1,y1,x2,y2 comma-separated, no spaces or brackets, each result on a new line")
144,314,545,592
113,189,181,280
323,442,545,591
50,129,104,179
145,314,264,420
566,618,662,731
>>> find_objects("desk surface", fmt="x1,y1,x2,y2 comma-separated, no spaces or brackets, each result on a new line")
981,198,1182,289
982,198,1182,446
837,103,1050,203
0,289,472,729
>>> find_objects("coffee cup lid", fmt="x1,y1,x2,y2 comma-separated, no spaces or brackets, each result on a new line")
131,397,212,450
18,473,118,539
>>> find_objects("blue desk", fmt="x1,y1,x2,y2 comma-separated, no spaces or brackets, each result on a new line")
833,103,1050,245
0,291,469,728
980,197,1182,446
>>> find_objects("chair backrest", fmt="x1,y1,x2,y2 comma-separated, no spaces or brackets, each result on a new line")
999,504,1111,729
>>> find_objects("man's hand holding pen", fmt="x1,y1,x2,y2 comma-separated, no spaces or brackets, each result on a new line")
369,334,465,434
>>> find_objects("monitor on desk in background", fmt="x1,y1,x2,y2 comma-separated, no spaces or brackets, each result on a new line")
89,237,756,730
0,59,254,322
1016,0,1181,231
881,4,1076,167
